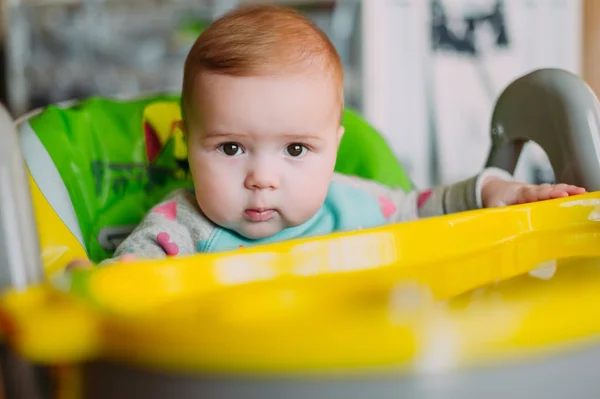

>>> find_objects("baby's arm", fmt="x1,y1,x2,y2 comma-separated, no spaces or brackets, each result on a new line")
332,168,513,223
107,209,195,262
101,189,210,265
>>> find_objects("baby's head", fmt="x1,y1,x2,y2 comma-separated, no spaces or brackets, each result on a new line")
181,4,344,239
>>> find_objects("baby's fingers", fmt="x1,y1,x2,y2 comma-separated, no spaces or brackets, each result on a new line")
65,258,93,271
516,185,550,204
517,184,586,204
121,253,137,263
549,184,586,198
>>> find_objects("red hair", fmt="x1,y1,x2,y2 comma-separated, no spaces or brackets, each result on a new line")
181,3,343,124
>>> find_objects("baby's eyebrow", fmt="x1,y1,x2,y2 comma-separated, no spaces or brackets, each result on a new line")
283,133,324,141
202,131,244,139
202,131,324,141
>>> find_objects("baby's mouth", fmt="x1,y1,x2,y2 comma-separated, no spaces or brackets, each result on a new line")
244,209,276,222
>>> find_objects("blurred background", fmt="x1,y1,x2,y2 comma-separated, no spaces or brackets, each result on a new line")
0,0,597,188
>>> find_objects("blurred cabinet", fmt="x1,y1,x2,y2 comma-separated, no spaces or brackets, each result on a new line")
3,0,215,116
2,0,364,118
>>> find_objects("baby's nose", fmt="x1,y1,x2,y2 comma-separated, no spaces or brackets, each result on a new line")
244,166,278,190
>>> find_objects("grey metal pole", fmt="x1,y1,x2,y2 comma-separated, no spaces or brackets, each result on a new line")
0,103,43,292
486,68,600,191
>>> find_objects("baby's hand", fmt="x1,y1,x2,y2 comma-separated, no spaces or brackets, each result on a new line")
65,253,137,271
481,178,586,208
65,258,93,271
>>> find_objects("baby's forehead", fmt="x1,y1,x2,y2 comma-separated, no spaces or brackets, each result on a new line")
185,70,342,122
193,67,340,91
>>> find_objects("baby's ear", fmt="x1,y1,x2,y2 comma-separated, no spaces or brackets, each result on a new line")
337,125,345,144
176,120,187,136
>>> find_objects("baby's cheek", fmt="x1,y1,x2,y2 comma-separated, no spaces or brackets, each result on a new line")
197,183,242,225
198,192,228,220
281,176,329,226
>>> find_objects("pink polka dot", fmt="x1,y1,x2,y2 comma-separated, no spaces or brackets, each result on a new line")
417,190,432,209
156,232,179,256
153,201,177,221
378,196,397,219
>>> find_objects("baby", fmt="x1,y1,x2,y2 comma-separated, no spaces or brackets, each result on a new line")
80,4,584,265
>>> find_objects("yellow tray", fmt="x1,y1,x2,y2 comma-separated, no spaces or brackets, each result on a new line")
2,191,600,375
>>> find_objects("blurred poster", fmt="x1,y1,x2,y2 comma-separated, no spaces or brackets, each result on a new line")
428,0,581,185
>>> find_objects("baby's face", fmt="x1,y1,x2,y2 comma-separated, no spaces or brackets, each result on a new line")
186,71,343,239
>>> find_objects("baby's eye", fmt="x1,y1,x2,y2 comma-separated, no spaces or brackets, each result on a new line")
218,142,244,156
285,143,307,157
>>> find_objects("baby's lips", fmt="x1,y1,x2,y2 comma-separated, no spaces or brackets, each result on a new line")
244,209,276,222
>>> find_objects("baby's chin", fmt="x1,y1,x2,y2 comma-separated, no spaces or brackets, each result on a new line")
232,216,308,240
234,222,286,240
